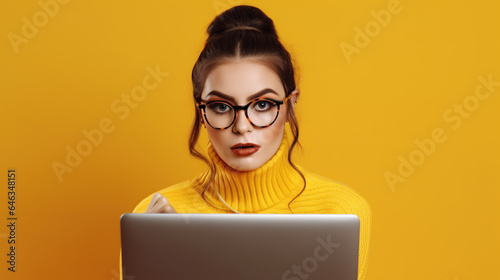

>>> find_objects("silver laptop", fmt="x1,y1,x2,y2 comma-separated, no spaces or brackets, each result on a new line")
120,213,359,280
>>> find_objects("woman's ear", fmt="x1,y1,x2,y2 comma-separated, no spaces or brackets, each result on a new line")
290,89,300,109
285,89,300,123
199,110,206,128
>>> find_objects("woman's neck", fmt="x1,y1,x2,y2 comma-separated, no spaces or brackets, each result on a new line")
193,131,303,213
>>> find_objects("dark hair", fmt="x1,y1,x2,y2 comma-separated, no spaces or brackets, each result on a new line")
189,5,306,212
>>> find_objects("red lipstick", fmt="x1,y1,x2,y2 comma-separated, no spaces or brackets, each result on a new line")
231,143,260,156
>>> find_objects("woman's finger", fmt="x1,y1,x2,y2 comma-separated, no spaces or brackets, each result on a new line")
151,196,177,213
146,193,177,213
145,192,162,213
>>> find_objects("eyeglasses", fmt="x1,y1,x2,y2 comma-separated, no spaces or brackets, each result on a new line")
198,95,293,130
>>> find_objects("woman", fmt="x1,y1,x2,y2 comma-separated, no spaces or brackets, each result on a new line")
124,5,371,280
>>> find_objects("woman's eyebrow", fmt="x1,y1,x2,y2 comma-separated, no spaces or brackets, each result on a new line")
206,88,279,102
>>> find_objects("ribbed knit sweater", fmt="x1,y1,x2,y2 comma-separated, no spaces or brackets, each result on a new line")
120,131,372,280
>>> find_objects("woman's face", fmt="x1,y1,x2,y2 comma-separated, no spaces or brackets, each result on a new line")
200,59,293,171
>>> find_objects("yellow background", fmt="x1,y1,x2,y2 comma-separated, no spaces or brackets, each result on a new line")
1,0,499,279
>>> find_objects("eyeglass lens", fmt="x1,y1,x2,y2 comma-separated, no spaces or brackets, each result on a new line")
205,100,279,128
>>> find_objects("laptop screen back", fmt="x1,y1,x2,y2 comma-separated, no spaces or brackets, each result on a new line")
120,213,359,280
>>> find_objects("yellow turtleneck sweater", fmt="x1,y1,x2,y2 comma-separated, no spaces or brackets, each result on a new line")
120,132,372,280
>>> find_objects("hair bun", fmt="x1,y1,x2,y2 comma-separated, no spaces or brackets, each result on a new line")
207,5,278,39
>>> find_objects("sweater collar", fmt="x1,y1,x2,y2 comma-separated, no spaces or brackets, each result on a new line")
193,130,303,213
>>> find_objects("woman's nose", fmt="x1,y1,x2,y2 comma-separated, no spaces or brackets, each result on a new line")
232,110,253,134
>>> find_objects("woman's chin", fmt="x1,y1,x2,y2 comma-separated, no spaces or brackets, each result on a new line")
226,158,263,172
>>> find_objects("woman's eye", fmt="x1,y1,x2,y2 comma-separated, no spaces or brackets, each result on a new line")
208,103,231,113
253,101,272,111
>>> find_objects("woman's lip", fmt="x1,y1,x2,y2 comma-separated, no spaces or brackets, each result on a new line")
231,143,260,149
231,146,260,156
231,143,260,156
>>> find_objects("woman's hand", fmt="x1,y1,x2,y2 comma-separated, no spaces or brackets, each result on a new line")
144,192,177,213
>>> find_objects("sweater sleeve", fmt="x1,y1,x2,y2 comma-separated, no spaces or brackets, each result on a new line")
300,172,372,280
337,186,372,280
132,192,156,213
354,193,372,280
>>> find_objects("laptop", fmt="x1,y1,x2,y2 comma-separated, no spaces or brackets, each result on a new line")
120,213,360,280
